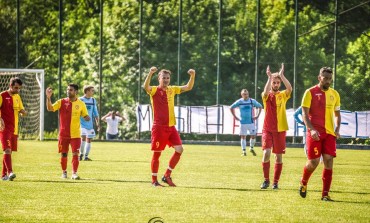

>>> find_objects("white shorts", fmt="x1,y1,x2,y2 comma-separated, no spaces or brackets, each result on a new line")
81,128,96,139
239,124,256,136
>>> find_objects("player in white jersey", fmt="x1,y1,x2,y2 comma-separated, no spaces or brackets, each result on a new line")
230,89,262,156
79,85,99,161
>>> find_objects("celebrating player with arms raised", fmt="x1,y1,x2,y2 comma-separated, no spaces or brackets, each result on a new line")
143,66,195,187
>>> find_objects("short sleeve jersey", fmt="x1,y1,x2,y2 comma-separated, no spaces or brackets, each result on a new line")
52,98,88,139
301,85,340,136
262,90,291,132
105,116,123,135
147,86,181,127
79,96,99,130
0,91,24,135
230,98,262,124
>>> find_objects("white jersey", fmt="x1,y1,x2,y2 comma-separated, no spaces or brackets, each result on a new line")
105,116,122,135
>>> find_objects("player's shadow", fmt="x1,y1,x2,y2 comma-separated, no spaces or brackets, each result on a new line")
25,180,96,184
181,185,265,192
91,159,148,163
83,178,148,184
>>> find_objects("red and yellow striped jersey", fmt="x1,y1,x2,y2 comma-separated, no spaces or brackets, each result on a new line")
262,90,291,132
51,98,88,139
0,91,24,135
302,85,340,136
147,86,181,127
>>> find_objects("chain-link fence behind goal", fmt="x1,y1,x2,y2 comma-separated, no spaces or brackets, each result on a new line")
0,69,44,140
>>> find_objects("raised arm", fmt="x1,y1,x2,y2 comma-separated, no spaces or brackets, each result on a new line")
101,112,112,121
180,69,196,93
279,63,292,96
262,65,272,97
46,87,54,111
143,67,158,93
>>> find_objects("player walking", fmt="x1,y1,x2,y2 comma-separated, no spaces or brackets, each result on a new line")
0,77,27,181
299,67,341,201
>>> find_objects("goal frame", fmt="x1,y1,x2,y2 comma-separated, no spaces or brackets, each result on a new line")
0,68,45,141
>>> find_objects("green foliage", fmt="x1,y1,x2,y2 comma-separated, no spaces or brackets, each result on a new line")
1,141,369,222
0,0,369,139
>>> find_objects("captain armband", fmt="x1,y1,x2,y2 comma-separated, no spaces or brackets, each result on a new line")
334,106,340,111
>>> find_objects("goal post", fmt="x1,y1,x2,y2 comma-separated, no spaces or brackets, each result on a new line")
0,68,45,141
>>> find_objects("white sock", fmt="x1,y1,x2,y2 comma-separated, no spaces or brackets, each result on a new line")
85,142,91,157
241,139,246,152
80,141,86,156
250,138,256,150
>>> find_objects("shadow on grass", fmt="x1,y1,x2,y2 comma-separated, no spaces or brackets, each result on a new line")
181,186,265,192
88,160,148,163
24,180,96,184
331,200,370,204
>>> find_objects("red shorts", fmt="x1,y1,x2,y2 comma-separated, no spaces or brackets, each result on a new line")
306,132,336,159
151,125,182,151
58,138,81,153
0,131,18,151
262,130,286,154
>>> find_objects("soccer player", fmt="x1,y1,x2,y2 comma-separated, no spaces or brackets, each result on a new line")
46,84,90,180
143,66,195,187
0,77,27,181
230,89,262,156
260,63,292,190
79,85,99,161
299,67,341,201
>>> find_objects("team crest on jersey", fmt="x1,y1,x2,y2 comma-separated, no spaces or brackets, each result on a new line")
75,105,80,110
64,102,70,108
330,95,334,101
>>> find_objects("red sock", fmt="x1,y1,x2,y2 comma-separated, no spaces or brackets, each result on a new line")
2,155,8,177
262,161,270,181
151,152,161,182
322,169,333,197
273,163,283,184
4,154,12,174
301,166,313,186
60,157,67,171
72,155,79,173
165,151,182,177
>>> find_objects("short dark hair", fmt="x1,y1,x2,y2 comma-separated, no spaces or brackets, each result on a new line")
158,69,171,77
10,77,23,86
320,67,333,75
68,83,79,91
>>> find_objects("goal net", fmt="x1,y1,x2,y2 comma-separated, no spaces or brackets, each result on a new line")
0,69,44,140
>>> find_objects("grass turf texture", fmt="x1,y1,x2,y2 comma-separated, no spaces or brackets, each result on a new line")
0,141,369,222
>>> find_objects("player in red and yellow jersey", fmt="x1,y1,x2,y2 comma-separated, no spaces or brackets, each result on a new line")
299,67,341,201
143,66,195,187
260,63,292,190
0,77,27,181
46,84,90,180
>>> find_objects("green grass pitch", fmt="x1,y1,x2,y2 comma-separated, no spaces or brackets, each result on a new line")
0,141,369,222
